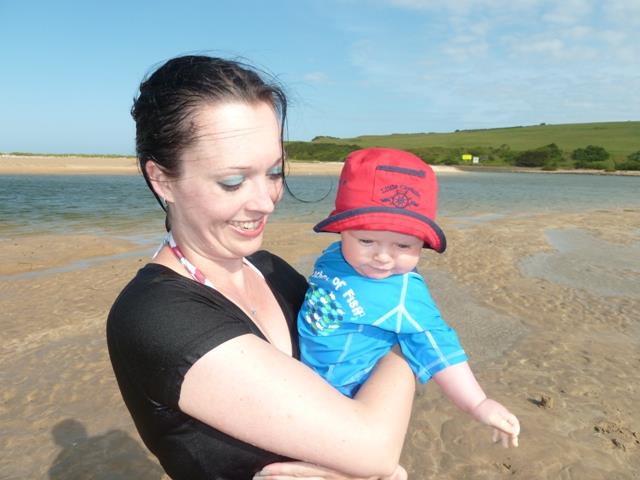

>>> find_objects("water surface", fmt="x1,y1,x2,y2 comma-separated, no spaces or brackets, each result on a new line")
1,172,638,242
519,228,640,298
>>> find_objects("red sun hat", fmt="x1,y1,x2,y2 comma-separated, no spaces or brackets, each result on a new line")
314,147,446,253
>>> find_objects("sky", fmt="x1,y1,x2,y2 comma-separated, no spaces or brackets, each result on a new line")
1,0,638,155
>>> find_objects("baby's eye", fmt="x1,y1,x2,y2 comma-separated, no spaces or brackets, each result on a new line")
358,239,374,245
218,175,245,191
396,243,411,249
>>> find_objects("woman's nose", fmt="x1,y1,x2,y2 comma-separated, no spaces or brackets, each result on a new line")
247,179,279,213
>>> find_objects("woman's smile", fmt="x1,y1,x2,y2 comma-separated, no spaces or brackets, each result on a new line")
229,218,267,237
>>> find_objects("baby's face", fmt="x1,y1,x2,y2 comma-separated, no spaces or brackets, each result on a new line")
340,229,422,279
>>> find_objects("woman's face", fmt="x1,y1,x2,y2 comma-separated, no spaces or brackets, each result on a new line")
162,101,284,262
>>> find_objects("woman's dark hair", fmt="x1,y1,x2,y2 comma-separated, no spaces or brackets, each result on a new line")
131,55,288,221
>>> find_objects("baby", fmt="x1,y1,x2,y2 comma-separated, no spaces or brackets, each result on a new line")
298,147,519,446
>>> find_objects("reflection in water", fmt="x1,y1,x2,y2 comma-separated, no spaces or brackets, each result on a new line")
519,228,640,298
49,419,164,479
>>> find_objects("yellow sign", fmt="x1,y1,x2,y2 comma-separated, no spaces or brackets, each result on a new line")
461,154,473,161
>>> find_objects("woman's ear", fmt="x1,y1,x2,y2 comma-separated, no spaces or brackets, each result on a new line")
145,161,175,203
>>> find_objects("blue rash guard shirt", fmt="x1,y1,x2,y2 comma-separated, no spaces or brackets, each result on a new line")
298,242,468,397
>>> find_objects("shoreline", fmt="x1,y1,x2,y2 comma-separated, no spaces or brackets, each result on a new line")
0,155,140,175
455,164,640,176
7,154,639,176
0,155,464,176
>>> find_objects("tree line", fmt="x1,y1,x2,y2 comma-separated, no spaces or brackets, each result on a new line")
285,141,640,171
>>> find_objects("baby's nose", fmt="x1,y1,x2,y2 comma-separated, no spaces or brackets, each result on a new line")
373,250,392,262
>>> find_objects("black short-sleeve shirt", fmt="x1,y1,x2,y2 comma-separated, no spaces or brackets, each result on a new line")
106,251,308,480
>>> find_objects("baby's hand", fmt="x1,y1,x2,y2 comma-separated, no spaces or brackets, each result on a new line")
470,398,520,447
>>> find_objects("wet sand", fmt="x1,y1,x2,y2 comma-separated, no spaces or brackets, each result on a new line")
1,204,639,477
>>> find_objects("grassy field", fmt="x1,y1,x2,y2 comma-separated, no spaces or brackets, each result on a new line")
4,121,638,168
313,121,640,160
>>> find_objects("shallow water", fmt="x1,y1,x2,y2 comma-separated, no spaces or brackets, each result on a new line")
2,172,638,241
519,228,640,299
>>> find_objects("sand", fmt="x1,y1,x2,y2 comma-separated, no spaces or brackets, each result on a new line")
0,155,140,175
1,163,639,478
3,153,637,177
0,154,464,176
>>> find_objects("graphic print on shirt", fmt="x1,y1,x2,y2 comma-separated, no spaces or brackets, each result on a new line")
301,284,346,335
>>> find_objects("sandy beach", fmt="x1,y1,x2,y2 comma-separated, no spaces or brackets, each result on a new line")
3,154,638,177
1,161,639,479
0,154,464,176
0,155,140,175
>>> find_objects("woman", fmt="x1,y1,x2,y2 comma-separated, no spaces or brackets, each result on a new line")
107,55,414,480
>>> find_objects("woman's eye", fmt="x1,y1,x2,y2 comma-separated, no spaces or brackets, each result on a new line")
267,165,284,180
218,175,245,191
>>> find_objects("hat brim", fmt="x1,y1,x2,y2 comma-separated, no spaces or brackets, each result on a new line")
314,207,446,253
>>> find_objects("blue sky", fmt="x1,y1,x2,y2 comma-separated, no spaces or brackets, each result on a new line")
1,0,638,154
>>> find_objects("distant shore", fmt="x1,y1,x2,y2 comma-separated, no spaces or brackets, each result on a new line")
2,154,638,176
0,155,464,176
455,164,640,176
0,155,139,175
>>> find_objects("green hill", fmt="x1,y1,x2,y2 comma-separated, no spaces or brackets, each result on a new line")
311,121,639,161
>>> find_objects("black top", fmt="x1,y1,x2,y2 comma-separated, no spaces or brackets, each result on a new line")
106,251,308,480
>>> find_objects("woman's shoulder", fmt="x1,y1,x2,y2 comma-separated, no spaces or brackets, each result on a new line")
106,262,254,379
249,250,305,283
249,250,308,303
249,250,296,273
106,263,222,335
109,263,188,309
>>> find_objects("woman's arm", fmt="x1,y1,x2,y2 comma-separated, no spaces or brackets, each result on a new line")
179,334,414,478
254,462,408,480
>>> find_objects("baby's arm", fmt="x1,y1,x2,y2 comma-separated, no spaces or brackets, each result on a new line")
433,362,520,447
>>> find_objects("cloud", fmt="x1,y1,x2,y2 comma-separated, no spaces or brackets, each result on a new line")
541,0,593,25
388,0,501,10
328,0,640,134
303,71,331,84
603,0,640,26
511,38,565,56
385,0,542,14
566,25,592,39
507,35,599,62
443,34,489,61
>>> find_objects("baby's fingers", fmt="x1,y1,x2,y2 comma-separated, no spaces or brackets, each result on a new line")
504,413,520,447
494,412,520,433
506,412,520,438
492,428,516,448
491,416,519,447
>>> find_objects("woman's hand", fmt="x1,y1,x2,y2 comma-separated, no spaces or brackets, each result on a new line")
253,461,408,480
470,398,520,447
